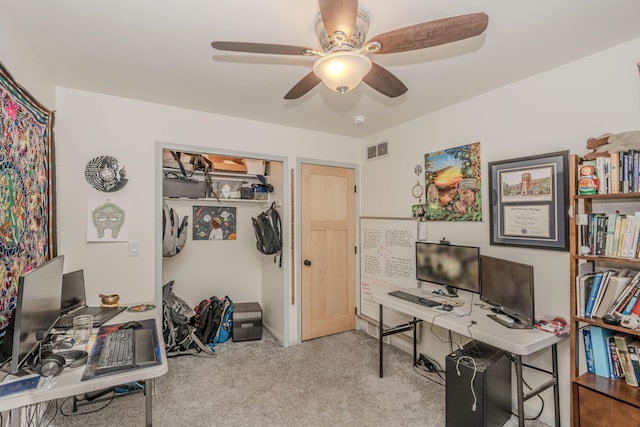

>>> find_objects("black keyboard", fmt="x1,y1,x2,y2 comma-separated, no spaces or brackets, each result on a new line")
388,290,440,308
96,328,156,375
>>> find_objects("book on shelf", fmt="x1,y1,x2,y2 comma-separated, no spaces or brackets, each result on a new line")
610,152,620,193
596,157,607,194
585,273,605,318
608,335,624,380
619,215,635,257
577,273,595,317
604,213,618,257
590,326,616,379
607,272,640,315
613,215,627,257
623,151,630,193
621,286,640,315
632,297,640,317
592,271,615,319
583,327,595,374
628,212,640,258
594,214,608,256
595,275,632,318
630,150,640,193
613,286,639,315
582,212,640,258
626,341,640,384
614,334,639,387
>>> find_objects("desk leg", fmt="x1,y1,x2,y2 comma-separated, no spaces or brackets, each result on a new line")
552,343,560,427
379,304,384,378
10,407,20,427
413,316,417,366
145,378,153,426
516,355,524,427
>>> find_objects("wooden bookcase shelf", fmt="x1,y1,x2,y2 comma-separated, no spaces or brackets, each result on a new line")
573,372,640,407
569,154,640,426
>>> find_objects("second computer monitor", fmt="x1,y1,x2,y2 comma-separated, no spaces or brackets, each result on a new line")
11,255,65,374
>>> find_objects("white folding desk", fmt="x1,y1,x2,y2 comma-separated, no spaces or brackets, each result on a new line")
0,304,167,426
373,287,564,427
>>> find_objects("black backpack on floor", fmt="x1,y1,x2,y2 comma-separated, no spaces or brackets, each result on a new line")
193,297,224,346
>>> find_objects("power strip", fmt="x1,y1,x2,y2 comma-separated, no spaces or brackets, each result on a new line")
417,353,437,371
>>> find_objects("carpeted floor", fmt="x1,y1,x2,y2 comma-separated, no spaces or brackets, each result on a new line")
44,330,550,427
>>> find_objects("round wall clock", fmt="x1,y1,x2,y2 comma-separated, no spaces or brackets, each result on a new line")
85,155,128,192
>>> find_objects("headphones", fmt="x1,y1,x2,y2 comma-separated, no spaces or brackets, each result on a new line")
30,350,88,377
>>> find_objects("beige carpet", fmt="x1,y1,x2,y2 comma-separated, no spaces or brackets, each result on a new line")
44,330,550,427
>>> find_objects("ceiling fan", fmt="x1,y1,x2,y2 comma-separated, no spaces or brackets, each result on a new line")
211,0,488,100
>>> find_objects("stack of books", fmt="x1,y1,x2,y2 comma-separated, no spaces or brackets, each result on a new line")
581,151,640,195
578,212,640,258
583,326,640,387
576,270,640,319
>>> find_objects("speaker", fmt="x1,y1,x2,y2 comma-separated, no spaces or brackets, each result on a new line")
30,350,88,377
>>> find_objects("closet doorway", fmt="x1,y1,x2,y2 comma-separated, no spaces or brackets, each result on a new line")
300,164,355,340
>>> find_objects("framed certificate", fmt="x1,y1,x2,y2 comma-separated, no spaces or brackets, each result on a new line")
489,151,569,250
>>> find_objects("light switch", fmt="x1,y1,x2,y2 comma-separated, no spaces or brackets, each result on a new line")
129,241,140,257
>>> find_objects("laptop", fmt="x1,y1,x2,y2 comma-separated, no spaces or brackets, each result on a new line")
55,270,127,329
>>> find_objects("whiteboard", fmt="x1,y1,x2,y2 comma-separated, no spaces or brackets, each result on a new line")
359,217,418,326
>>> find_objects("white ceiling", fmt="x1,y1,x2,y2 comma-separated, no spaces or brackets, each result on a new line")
3,0,640,138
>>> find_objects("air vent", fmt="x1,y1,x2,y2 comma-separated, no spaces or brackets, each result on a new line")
366,140,389,161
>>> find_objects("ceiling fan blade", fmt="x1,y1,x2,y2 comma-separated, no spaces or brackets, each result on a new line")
284,72,322,100
318,0,359,38
362,63,408,98
211,41,313,56
368,12,489,54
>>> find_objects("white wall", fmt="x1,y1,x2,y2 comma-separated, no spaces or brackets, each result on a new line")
0,4,55,109
53,87,360,346
359,38,640,426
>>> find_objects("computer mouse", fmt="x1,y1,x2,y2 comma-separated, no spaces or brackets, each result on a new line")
442,304,453,312
119,321,143,330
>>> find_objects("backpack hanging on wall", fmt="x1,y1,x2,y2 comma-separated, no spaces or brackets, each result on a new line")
163,201,188,257
252,202,282,266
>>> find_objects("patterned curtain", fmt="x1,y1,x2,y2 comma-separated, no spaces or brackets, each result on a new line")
0,62,56,330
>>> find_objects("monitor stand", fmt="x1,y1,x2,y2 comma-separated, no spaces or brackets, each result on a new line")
487,313,532,330
444,286,459,298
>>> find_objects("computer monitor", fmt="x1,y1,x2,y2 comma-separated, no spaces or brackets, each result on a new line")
480,255,535,329
415,242,480,296
10,255,65,374
60,269,85,314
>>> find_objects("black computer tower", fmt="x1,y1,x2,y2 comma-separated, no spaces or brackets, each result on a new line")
445,341,511,427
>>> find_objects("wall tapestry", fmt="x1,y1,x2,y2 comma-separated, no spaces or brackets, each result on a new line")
422,142,482,221
192,206,236,241
0,62,55,329
86,199,129,242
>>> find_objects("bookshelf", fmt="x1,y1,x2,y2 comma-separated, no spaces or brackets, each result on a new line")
569,154,640,426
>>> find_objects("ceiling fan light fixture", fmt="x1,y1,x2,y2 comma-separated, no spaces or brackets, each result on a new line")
313,51,372,95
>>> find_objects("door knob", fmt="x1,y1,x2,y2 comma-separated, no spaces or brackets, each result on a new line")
304,260,312,266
